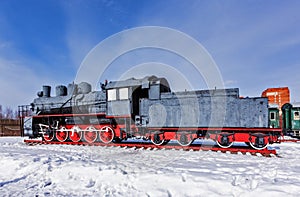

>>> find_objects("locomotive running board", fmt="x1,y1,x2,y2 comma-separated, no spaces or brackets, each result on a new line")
24,139,277,157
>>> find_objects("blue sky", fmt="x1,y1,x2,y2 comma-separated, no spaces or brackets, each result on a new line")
0,0,299,108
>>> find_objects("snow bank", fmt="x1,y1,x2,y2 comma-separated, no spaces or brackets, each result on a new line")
0,137,300,196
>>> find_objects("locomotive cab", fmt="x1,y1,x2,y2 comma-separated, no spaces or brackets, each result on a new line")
105,76,170,121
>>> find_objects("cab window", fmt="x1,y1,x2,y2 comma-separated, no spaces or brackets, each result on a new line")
107,89,117,101
119,88,129,100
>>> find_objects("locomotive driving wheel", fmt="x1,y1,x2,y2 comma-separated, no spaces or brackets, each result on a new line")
83,126,98,143
215,132,234,148
99,126,115,144
151,133,166,146
56,127,68,142
69,126,82,142
249,133,269,150
43,129,55,142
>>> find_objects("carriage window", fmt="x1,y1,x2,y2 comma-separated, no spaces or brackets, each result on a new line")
270,112,276,120
294,111,300,120
119,88,129,100
107,89,117,101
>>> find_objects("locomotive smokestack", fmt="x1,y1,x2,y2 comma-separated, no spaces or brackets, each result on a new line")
42,85,51,97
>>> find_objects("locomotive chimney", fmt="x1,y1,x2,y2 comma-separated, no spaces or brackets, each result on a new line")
42,85,51,97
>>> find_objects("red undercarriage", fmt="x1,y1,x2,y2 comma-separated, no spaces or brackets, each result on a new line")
40,122,282,151
28,113,283,153
24,139,278,157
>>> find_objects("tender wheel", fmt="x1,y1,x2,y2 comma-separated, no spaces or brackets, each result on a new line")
249,141,269,150
151,133,165,146
216,140,233,148
69,126,82,142
56,127,68,142
177,134,194,146
215,133,234,148
43,129,55,142
84,126,98,143
249,135,269,150
99,126,115,144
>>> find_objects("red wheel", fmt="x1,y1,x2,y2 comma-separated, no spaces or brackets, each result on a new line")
69,126,82,142
249,133,269,150
99,126,115,143
43,129,55,142
56,127,68,142
177,133,194,146
151,133,165,146
215,132,234,148
84,126,98,143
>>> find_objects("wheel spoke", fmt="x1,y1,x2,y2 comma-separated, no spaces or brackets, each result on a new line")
43,129,55,142
83,126,98,143
69,126,82,142
56,127,68,142
99,126,114,143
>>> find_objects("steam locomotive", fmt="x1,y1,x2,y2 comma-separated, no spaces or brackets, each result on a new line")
19,76,282,150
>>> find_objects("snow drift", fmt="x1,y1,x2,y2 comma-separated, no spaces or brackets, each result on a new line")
0,137,300,196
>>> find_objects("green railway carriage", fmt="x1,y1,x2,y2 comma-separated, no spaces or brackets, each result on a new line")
282,102,300,137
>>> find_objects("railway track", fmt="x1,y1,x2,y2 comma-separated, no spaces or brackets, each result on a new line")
24,139,277,157
279,139,300,143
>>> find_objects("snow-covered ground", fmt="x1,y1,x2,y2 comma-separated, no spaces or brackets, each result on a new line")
0,137,300,196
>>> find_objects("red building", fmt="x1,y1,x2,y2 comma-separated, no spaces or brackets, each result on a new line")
261,87,290,110
262,87,290,127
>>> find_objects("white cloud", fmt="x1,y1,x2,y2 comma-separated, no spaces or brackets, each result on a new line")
0,41,12,49
0,34,61,108
0,57,65,109
0,58,42,108
224,80,237,86
61,1,106,69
